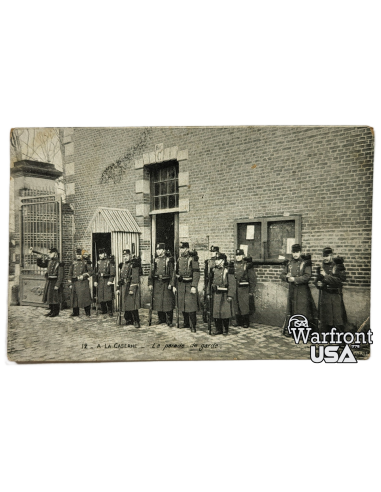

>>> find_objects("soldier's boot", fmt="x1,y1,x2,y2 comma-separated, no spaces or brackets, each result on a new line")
223,318,229,336
100,302,107,315
106,301,113,317
50,304,60,318
183,312,190,328
84,305,91,317
243,314,250,328
132,310,140,328
124,311,133,325
70,307,80,317
189,312,197,333
45,304,53,316
212,318,223,336
158,311,166,324
165,311,173,327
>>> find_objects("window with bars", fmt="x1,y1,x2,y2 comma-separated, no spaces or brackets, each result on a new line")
151,163,179,211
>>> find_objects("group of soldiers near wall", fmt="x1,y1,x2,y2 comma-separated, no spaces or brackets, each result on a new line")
36,241,348,336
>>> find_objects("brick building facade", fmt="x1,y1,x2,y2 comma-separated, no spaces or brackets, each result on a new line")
13,126,373,327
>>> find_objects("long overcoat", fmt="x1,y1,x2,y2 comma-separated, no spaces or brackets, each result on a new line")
118,260,141,311
174,255,200,313
69,259,93,308
280,258,314,322
37,257,64,305
96,258,116,302
315,261,347,326
233,261,256,316
211,265,236,319
148,256,175,312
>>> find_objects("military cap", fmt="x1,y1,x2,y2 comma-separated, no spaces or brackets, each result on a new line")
291,244,301,253
156,243,166,250
180,241,189,249
216,252,227,261
48,247,58,253
333,255,344,265
76,248,82,255
123,249,131,255
210,245,219,252
236,248,245,255
323,247,333,257
98,248,106,254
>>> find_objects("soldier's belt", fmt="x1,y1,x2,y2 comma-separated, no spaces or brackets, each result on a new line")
154,275,170,281
238,281,249,287
325,287,340,294
130,283,138,287
48,276,58,279
178,276,193,283
215,286,228,292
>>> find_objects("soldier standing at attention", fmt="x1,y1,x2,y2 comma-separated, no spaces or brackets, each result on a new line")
94,248,116,317
280,244,314,335
37,247,64,318
174,242,200,332
117,249,142,328
203,245,219,322
148,243,175,326
315,247,347,335
210,252,236,336
233,249,257,328
68,248,93,317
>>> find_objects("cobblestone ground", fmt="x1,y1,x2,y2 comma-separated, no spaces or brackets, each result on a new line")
7,306,318,362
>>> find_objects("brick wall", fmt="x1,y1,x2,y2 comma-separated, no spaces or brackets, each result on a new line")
66,126,373,325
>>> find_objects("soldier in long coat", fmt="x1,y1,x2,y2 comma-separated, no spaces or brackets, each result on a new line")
173,242,200,332
117,248,142,328
210,252,236,336
37,247,64,317
315,247,347,333
68,248,93,317
280,243,314,335
203,245,219,322
94,248,116,316
233,249,257,328
148,243,175,326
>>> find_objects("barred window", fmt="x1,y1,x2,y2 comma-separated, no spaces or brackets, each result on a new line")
151,163,179,211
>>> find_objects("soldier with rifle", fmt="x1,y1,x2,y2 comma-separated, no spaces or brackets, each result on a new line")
173,242,200,333
148,243,175,326
36,247,64,318
209,252,236,336
280,244,314,336
203,245,219,323
314,247,347,340
232,249,257,328
68,248,93,317
93,248,116,317
116,248,142,328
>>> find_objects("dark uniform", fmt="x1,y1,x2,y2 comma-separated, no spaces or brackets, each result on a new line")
68,248,93,317
280,244,314,334
117,249,142,328
37,247,64,317
174,242,200,332
210,252,236,336
315,247,347,333
148,243,175,326
203,245,219,323
95,248,116,316
233,249,257,328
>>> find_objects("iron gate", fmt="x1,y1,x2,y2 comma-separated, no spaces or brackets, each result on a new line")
19,195,62,306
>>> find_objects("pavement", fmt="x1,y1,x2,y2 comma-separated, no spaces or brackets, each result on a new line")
7,306,369,362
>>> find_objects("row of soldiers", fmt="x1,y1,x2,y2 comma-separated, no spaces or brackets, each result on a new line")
36,242,347,336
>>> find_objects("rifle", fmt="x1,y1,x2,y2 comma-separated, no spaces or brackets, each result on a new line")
117,262,132,326
94,243,98,316
315,265,324,335
208,268,213,335
174,251,179,328
281,259,290,335
203,259,209,323
148,254,154,326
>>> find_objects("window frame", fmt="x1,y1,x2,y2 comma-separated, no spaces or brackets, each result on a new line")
149,161,179,213
234,215,301,264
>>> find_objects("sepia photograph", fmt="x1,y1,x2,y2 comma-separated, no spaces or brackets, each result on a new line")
7,126,373,362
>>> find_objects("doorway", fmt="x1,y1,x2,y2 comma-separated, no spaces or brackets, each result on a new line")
154,213,177,256
92,233,112,261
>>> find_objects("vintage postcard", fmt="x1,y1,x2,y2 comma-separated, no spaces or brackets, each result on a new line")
7,126,373,362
